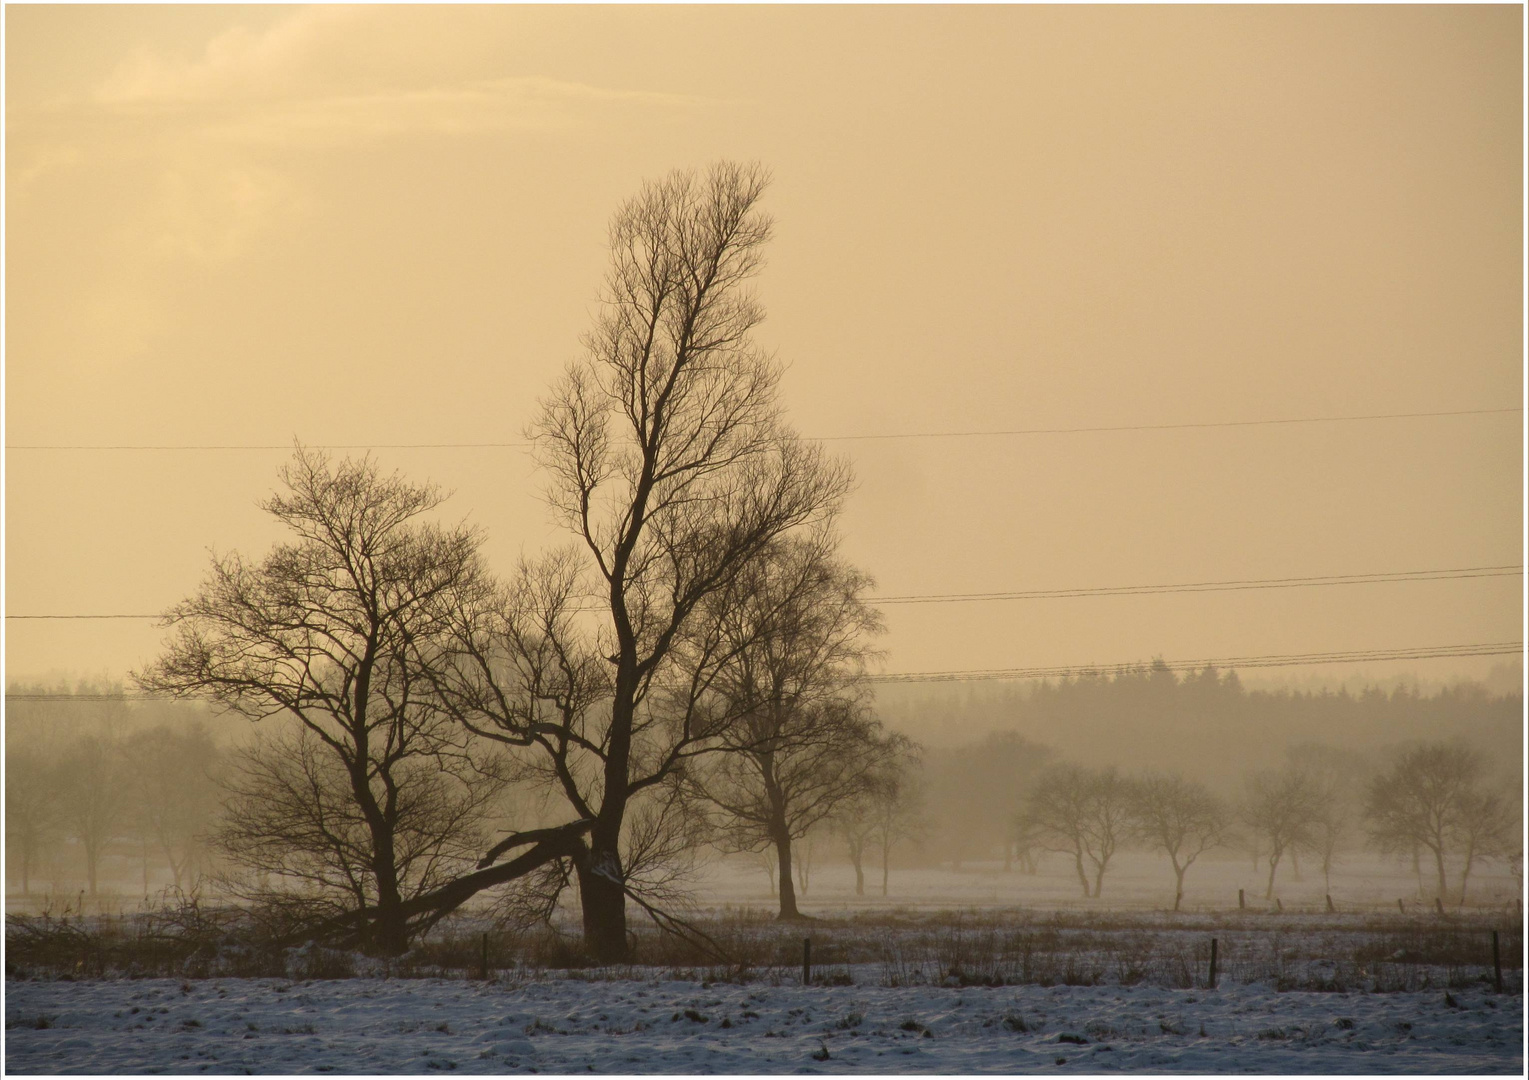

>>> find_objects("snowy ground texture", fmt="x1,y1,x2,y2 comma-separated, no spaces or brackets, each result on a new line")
5,972,1523,1074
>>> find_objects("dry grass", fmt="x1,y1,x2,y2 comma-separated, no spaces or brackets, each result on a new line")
6,899,1521,995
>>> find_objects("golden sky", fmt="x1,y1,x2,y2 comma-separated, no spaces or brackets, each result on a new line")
5,5,1523,687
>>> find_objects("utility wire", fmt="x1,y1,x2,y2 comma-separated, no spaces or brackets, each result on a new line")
7,563,1520,621
870,641,1524,684
4,406,1520,451
7,641,1520,700
873,565,1523,605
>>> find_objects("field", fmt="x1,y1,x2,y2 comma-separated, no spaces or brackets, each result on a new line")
6,853,1523,1073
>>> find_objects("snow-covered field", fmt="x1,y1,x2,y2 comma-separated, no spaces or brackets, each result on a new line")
6,852,1522,1073
5,972,1523,1074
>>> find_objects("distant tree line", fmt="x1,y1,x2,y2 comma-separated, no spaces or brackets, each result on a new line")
5,683,224,898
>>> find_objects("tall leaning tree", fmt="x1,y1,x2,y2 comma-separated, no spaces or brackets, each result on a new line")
437,162,851,961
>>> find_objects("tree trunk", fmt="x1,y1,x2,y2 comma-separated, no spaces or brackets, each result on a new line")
881,838,891,897
1431,844,1448,902
1003,838,1012,872
575,853,629,960
1092,862,1107,899
848,840,864,897
774,830,802,920
1073,850,1090,898
1290,848,1303,882
1174,864,1187,912
1264,850,1280,900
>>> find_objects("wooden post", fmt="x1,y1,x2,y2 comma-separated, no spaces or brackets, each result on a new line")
1492,930,1503,994
1325,894,1335,914
1275,898,1283,913
1238,889,1245,910
1208,938,1218,989
1398,898,1406,915
481,932,489,981
1435,897,1445,917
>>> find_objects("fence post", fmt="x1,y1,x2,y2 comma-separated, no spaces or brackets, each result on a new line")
1325,894,1335,914
1238,889,1244,910
802,938,812,986
1275,898,1282,913
1492,930,1503,994
1435,897,1445,917
1398,898,1406,915
1208,938,1218,989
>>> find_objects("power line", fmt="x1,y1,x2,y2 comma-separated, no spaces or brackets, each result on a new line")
7,641,1520,700
7,562,1520,621
874,565,1523,605
4,406,1519,451
870,641,1524,684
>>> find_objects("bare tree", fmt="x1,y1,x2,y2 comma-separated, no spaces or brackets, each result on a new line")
57,735,131,897
1241,765,1326,900
1131,772,1230,911
123,723,225,891
433,162,851,958
5,747,62,896
680,535,888,920
1455,787,1518,906
1028,764,1133,898
1362,742,1483,903
137,449,509,954
836,745,926,898
1009,803,1047,875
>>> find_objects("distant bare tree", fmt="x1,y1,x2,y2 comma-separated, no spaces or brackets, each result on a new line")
137,449,509,953
836,743,926,897
1131,772,1230,911
1028,764,1133,898
1241,765,1326,900
679,535,888,920
1008,804,1047,875
1455,787,1518,905
1362,742,1485,903
123,723,225,891
5,747,62,896
57,736,131,896
430,162,852,958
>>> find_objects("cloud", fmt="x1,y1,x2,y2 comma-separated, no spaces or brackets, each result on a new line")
87,7,703,146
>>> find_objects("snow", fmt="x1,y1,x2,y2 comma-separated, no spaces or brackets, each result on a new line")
5,972,1522,1074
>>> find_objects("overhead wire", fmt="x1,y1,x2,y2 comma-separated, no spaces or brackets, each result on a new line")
6,562,1520,621
7,641,1521,700
4,405,1520,452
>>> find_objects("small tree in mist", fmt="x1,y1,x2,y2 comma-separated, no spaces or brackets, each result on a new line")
6,747,62,896
57,736,132,896
1241,765,1327,900
1008,804,1047,875
122,723,225,892
678,535,889,921
1362,742,1487,903
137,449,508,954
1454,787,1518,905
1130,771,1230,911
1284,742,1364,896
925,731,1053,870
836,742,926,897
1028,764,1133,898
